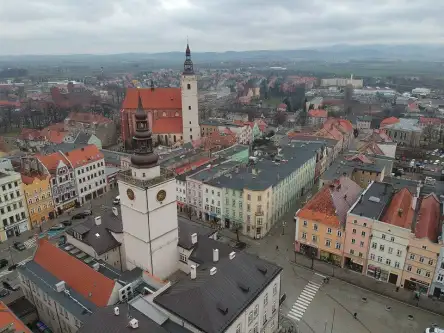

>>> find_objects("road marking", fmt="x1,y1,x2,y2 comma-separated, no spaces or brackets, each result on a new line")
315,272,326,278
286,278,323,323
24,238,36,249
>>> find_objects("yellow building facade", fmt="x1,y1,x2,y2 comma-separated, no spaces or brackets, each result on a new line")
22,175,55,228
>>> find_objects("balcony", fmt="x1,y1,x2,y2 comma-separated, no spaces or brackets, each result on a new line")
118,168,175,189
255,211,264,216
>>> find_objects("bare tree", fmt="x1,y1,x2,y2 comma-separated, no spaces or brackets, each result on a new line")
422,124,436,146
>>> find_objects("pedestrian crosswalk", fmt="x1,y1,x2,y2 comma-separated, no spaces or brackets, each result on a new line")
24,238,36,249
287,275,324,322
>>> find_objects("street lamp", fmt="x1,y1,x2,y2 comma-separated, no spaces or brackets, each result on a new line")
282,221,287,235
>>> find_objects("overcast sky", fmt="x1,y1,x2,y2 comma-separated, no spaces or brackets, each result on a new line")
1,0,443,55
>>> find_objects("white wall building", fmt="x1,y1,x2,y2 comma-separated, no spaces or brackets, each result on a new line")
367,221,410,286
0,170,29,241
118,109,179,279
65,145,107,205
202,183,224,222
181,44,200,144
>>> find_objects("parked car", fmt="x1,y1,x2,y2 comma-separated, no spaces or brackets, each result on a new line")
0,288,10,298
49,224,65,231
113,196,120,205
72,213,87,220
8,264,18,271
0,259,8,269
3,279,21,291
13,242,25,251
83,210,93,216
61,220,72,227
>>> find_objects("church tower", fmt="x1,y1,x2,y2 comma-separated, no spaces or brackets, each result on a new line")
117,92,179,279
181,43,200,143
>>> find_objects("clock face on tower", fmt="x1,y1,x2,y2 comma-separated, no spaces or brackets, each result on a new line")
156,190,166,202
127,188,135,200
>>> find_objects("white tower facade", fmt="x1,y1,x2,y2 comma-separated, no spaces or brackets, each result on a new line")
181,44,200,144
118,93,179,279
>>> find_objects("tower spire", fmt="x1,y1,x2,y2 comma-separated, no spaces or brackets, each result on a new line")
130,90,159,168
183,41,194,75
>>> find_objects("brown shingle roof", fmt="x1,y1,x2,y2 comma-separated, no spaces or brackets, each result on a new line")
415,193,440,241
381,188,415,229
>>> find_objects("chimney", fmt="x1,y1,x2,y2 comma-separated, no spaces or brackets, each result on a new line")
95,216,102,226
191,233,198,245
210,267,217,276
229,252,236,260
213,249,219,262
129,318,139,329
55,281,66,292
190,265,197,279
112,207,118,216
114,306,119,316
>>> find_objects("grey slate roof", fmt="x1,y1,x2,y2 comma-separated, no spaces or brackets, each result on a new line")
154,251,282,333
41,142,86,154
77,304,170,333
178,218,216,250
350,182,395,220
19,261,96,321
66,210,123,255
74,132,93,144
383,176,420,194
188,236,234,265
207,143,320,191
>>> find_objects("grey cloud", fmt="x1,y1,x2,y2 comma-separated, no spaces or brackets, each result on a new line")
0,0,443,55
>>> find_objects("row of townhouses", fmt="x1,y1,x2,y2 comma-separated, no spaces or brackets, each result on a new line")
176,141,329,239
18,109,283,333
0,144,110,241
295,178,444,296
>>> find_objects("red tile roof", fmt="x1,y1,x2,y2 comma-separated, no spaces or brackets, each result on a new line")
66,112,112,124
64,144,104,168
0,301,31,332
123,88,182,110
308,109,328,118
152,117,183,134
380,117,399,127
34,239,115,307
0,101,20,107
297,177,361,227
419,117,442,125
41,128,68,144
415,193,440,241
175,157,211,174
21,174,49,185
37,152,70,173
381,188,415,229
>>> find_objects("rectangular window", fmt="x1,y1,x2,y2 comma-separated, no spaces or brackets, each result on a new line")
313,224,318,231
429,259,434,266
370,254,375,260
388,247,393,254
377,256,383,263
327,228,332,234
312,235,317,243
372,242,377,249
360,241,364,247
352,228,356,234
302,232,307,239
397,250,402,257
407,265,412,272
325,239,331,247
335,242,341,250
351,239,356,244
419,257,424,263
337,230,342,237
386,259,391,266
361,231,366,237
381,234,386,240
394,261,400,268
303,220,307,227
410,254,415,260
379,245,385,251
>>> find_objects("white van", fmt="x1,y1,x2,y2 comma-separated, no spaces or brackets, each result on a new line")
113,196,120,205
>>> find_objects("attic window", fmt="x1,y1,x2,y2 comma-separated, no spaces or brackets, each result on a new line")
368,196,380,203
257,265,267,275
217,302,228,315
238,282,250,293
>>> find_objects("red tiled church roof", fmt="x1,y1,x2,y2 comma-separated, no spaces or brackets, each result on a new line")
123,88,182,110
152,117,183,134
64,145,103,168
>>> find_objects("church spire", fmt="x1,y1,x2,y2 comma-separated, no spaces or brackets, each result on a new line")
183,42,194,75
130,90,159,168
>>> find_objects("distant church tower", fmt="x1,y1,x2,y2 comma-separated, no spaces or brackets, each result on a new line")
118,93,179,279
181,43,200,143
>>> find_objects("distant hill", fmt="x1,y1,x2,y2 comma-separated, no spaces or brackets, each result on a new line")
1,44,443,66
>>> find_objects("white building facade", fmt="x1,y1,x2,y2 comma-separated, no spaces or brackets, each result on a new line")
65,146,107,205
0,170,29,241
366,221,410,286
202,183,224,223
